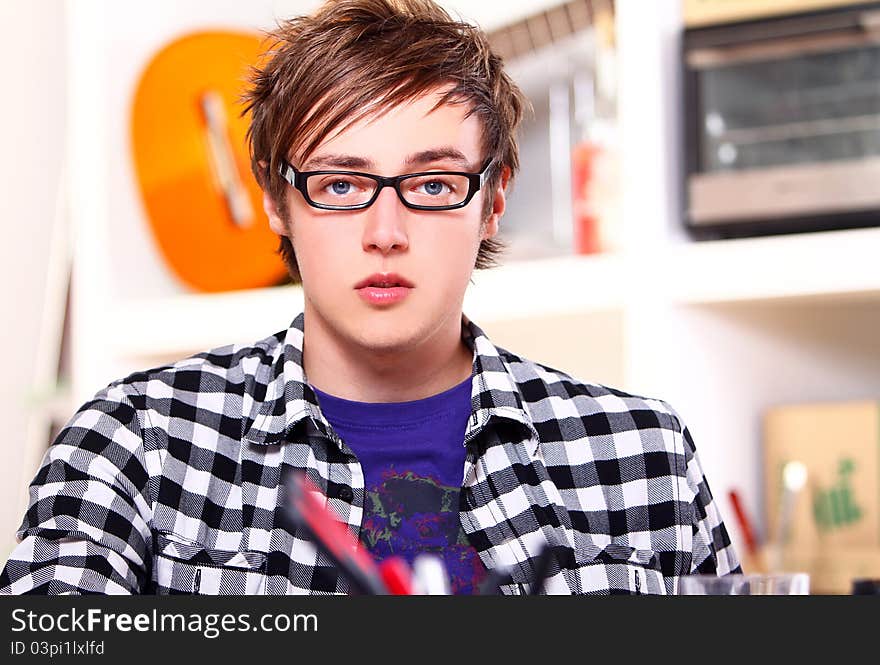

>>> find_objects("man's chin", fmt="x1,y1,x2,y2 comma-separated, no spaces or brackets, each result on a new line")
312,299,454,355
347,325,422,355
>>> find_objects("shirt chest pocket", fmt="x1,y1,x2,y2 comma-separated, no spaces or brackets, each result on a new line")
575,543,667,595
152,531,268,595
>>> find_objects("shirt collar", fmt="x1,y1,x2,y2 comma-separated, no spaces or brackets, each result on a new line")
242,313,328,446
460,314,539,453
243,312,538,451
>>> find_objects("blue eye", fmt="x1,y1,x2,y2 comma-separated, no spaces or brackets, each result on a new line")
419,180,448,196
424,181,444,195
331,181,351,195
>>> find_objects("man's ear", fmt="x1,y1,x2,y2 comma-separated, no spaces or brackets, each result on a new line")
258,160,289,236
481,165,510,240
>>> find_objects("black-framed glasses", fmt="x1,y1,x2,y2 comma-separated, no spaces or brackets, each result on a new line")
277,158,495,211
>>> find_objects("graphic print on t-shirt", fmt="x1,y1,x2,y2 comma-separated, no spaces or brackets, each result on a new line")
361,467,487,595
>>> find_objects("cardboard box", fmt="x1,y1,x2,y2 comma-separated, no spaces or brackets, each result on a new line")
682,0,868,28
788,548,880,595
763,400,880,593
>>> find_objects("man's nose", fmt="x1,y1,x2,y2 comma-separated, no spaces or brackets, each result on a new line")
361,185,409,254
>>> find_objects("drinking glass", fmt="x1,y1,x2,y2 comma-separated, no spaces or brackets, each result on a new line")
678,573,810,595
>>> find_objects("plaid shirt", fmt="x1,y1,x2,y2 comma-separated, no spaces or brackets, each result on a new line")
1,312,739,595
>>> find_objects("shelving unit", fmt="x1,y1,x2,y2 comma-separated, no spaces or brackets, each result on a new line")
103,224,880,360
50,0,880,568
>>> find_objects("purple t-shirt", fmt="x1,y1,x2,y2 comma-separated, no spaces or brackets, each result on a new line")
313,378,487,594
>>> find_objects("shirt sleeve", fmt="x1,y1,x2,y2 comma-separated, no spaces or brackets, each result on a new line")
0,384,154,594
680,420,741,576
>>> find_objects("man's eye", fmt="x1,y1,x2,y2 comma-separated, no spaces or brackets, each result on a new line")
417,180,450,195
329,180,352,195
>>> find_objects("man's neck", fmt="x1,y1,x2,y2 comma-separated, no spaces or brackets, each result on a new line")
301,309,473,403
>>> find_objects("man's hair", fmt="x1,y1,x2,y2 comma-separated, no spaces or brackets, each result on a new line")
243,0,527,282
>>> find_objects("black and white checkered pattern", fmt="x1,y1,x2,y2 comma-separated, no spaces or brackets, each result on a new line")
1,312,739,595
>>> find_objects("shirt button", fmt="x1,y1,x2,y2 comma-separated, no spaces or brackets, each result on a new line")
338,486,353,502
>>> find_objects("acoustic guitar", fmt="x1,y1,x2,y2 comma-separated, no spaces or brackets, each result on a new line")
131,30,289,292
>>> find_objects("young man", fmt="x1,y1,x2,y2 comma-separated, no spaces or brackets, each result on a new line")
1,0,739,595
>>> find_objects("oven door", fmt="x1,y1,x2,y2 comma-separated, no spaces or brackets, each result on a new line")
683,5,880,234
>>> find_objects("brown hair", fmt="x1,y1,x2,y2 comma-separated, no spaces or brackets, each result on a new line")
243,0,527,282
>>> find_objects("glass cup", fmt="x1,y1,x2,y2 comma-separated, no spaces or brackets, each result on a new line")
678,573,810,595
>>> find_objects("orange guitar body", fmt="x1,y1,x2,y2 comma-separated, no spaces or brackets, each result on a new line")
131,31,289,293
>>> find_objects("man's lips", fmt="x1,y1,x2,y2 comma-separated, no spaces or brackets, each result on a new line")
354,273,414,289
354,272,413,306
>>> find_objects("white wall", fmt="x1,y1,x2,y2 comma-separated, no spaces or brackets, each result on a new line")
0,1,67,558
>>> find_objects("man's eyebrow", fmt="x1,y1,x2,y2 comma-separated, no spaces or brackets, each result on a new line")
301,148,473,172
301,154,375,171
405,148,471,169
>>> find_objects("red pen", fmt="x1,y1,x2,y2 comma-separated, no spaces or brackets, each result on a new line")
728,489,758,557
286,471,389,595
379,557,414,595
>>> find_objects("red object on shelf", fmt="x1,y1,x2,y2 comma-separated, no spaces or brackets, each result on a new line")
572,141,602,255
728,489,759,557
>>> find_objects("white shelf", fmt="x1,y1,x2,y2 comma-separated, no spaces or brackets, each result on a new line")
110,284,305,359
107,228,880,361
108,252,626,359
664,227,880,306
464,252,627,320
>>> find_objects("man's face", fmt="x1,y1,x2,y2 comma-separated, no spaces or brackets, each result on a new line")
264,88,506,356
